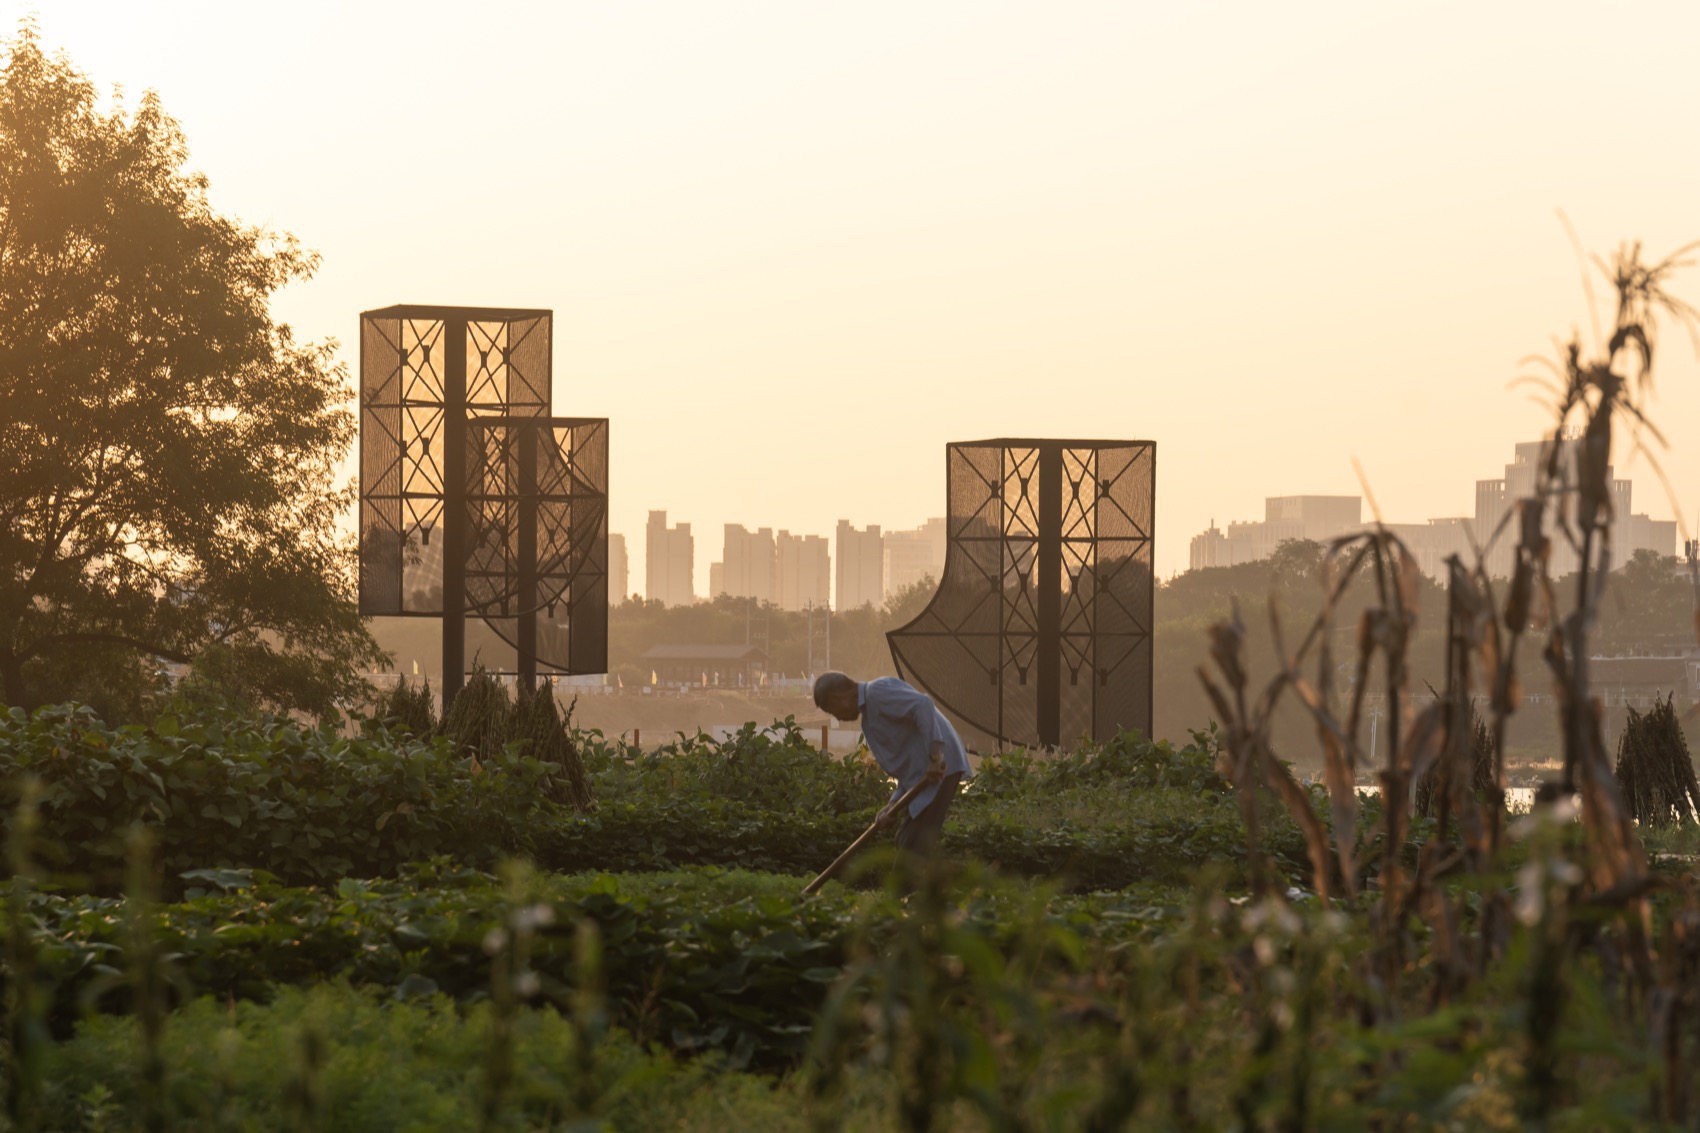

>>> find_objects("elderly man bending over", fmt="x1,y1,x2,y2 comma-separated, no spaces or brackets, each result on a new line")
813,671,973,856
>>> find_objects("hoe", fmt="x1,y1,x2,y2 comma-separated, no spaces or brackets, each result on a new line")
799,775,936,898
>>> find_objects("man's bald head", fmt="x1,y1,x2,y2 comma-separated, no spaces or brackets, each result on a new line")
813,671,860,722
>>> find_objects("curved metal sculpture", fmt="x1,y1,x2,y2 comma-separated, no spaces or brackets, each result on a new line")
887,439,1154,748
358,305,607,697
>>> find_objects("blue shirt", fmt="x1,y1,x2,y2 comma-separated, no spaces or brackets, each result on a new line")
857,677,972,817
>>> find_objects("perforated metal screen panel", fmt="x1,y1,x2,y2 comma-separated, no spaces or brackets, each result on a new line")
358,306,608,681
465,418,608,675
887,439,1154,747
359,310,552,616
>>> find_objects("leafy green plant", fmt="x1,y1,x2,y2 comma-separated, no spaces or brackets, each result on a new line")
16,866,864,1069
35,982,821,1133
439,667,594,811
967,727,1228,801
3,779,45,1133
580,717,890,817
0,704,564,891
0,702,1305,895
123,827,169,1133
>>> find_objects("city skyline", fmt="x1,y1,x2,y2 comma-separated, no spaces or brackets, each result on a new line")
632,513,945,608
29,2,1700,590
1191,438,1680,579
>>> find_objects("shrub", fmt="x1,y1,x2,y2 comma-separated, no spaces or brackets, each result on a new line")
579,718,890,817
966,727,1228,799
0,705,556,892
0,703,1295,894
40,982,806,1132
23,866,865,1068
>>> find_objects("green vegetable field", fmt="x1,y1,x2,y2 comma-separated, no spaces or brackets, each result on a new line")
1,693,1697,1131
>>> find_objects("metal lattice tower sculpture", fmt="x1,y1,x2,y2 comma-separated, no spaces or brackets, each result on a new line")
358,306,607,699
887,439,1154,748
465,417,608,676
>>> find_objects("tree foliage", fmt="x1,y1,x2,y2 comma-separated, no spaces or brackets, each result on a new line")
881,574,937,626
600,593,913,684
1589,547,1693,651
0,26,383,714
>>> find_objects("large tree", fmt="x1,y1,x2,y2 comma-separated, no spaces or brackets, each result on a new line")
0,26,384,715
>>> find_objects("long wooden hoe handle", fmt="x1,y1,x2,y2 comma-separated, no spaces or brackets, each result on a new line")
800,778,933,898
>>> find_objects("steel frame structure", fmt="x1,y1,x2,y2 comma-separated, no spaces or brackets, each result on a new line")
887,439,1155,748
357,305,607,699
464,416,608,684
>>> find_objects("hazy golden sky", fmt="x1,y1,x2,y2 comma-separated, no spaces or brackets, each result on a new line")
24,1,1700,587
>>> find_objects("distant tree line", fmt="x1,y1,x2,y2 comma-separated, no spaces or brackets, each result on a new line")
605,577,936,687
1155,539,1698,759
605,540,1696,746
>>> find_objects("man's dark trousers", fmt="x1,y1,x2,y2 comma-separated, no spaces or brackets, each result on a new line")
895,773,963,855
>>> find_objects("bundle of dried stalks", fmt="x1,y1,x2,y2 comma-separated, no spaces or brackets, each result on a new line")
1415,700,1495,819
1614,694,1700,828
373,676,437,738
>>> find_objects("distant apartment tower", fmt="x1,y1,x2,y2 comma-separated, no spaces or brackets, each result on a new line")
835,521,884,610
884,517,947,595
1474,440,1673,578
711,525,777,603
776,530,831,611
645,510,694,606
1191,502,1473,578
1188,441,1677,580
1188,522,1228,571
1351,517,1472,580
608,533,629,605
1187,497,1361,571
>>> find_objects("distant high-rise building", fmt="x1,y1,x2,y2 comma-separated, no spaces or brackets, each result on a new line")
1188,496,1360,570
608,533,629,605
1379,517,1474,580
776,530,830,611
707,562,724,600
1473,440,1671,578
1188,521,1229,571
645,510,694,606
884,517,948,596
835,521,883,610
1188,441,1677,579
1628,512,1679,562
718,524,777,604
